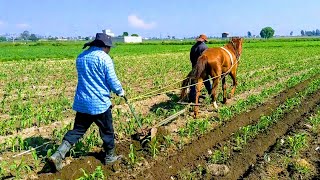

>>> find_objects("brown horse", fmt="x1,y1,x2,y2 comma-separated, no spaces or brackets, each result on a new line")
180,37,244,117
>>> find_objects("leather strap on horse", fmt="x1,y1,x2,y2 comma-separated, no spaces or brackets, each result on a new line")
220,47,234,65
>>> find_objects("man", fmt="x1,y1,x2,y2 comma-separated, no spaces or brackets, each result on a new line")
48,33,125,171
189,34,212,102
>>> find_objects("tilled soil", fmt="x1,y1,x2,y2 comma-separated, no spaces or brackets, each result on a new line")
135,78,320,180
220,90,320,180
37,76,319,180
243,108,320,180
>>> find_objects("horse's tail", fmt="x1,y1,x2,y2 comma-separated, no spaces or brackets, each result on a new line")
180,77,191,100
194,54,208,78
180,55,208,100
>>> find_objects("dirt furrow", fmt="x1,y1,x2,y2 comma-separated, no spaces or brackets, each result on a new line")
244,107,320,179
37,76,318,180
221,91,320,180
128,77,318,179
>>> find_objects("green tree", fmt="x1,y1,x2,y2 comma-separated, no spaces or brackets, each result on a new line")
122,32,129,36
260,27,275,39
131,34,139,37
0,36,6,42
20,30,30,40
247,31,252,37
301,30,305,36
29,34,39,41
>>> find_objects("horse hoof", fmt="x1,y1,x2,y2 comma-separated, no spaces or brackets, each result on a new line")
213,102,218,109
223,98,227,104
193,113,198,119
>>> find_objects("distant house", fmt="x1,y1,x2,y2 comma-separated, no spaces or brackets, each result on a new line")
102,29,115,37
222,32,229,38
111,36,143,43
124,36,142,43
102,29,142,43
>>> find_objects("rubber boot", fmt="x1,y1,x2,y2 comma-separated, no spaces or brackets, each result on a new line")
104,148,122,165
48,140,71,171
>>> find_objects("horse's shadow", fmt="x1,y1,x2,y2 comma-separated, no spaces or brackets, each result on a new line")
24,136,54,155
150,93,182,114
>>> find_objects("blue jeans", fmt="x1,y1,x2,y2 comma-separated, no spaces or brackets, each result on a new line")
63,107,115,150
189,77,212,103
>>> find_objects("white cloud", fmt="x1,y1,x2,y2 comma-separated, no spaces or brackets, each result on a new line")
128,15,156,30
16,23,30,29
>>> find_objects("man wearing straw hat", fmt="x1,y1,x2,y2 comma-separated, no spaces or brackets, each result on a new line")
189,34,212,103
48,33,125,171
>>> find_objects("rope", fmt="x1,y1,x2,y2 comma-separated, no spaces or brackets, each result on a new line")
128,77,188,101
12,141,52,158
129,56,241,101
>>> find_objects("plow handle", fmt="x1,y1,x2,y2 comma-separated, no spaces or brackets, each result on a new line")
123,96,143,128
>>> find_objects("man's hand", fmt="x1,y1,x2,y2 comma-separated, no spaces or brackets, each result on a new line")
118,90,125,97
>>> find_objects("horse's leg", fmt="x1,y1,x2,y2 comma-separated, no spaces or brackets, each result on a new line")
194,78,203,118
211,77,220,109
222,76,227,104
228,69,238,99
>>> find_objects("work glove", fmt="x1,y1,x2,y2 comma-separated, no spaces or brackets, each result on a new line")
118,90,125,97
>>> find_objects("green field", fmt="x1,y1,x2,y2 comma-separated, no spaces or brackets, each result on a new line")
0,38,320,179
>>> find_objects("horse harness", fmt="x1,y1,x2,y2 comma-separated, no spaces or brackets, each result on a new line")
220,47,234,65
220,41,241,66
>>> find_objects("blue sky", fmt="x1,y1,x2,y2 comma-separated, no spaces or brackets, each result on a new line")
0,0,319,38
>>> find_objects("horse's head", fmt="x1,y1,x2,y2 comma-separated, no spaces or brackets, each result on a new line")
230,37,244,59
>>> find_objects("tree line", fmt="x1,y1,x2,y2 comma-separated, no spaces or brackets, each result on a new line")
301,29,320,36
247,27,275,39
0,30,39,42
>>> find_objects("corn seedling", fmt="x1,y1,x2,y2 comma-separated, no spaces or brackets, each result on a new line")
210,146,229,164
178,127,186,137
234,135,244,151
128,144,137,166
164,135,174,148
46,148,54,158
17,136,28,151
0,161,8,178
290,161,312,175
31,149,41,170
9,158,32,179
125,119,136,135
149,137,159,158
286,133,307,156
197,119,209,134
77,166,105,180
187,120,197,137
308,113,320,133
240,126,251,144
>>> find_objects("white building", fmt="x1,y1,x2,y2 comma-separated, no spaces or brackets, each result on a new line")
102,29,115,37
124,36,142,43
